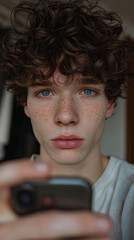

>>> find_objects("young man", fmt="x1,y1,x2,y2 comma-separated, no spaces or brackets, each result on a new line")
1,0,134,239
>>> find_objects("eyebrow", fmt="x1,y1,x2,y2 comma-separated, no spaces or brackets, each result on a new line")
79,78,103,85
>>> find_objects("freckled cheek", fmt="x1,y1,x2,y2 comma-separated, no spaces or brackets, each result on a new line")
27,103,54,122
27,103,54,138
79,103,107,122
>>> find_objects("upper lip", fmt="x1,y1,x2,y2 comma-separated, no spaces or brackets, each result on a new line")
52,135,84,140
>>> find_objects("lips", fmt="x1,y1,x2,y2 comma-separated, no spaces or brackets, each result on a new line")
51,135,84,149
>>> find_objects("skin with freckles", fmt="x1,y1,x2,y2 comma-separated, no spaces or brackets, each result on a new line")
24,69,114,184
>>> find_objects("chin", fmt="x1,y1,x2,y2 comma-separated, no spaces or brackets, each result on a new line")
53,159,83,165
41,146,87,165
51,154,85,165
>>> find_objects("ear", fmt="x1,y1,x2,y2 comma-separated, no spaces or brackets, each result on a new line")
24,102,30,118
105,100,115,119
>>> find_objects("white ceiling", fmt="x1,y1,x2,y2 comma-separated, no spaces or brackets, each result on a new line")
0,0,134,38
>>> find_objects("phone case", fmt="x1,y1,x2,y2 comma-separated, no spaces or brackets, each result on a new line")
11,177,92,215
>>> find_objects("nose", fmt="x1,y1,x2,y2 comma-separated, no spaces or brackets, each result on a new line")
54,95,79,126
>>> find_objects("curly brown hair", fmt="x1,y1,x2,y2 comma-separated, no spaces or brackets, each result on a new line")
1,0,131,104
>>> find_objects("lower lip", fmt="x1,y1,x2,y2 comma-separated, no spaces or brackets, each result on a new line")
51,139,84,149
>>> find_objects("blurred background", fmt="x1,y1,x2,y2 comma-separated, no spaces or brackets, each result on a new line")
0,0,134,162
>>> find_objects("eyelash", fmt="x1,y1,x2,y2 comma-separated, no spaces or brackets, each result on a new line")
36,89,53,97
81,89,97,96
35,88,98,98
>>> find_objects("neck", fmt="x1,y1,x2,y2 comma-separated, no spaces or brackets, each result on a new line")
36,145,108,185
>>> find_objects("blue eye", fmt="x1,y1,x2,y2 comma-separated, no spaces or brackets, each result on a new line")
82,89,95,95
39,90,52,97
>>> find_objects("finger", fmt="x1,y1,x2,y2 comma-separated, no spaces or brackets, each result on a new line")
0,158,51,187
1,211,112,240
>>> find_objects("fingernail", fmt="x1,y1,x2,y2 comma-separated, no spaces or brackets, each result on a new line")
34,162,50,172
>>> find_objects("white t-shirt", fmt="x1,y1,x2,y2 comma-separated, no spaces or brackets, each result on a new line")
92,156,134,240
31,155,134,240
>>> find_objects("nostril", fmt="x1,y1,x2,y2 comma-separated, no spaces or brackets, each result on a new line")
57,120,77,126
56,117,77,125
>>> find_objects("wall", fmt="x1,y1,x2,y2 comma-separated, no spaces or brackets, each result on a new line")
101,0,134,39
101,98,126,160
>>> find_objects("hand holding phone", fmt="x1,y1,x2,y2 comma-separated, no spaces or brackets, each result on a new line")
0,159,111,240
11,177,92,215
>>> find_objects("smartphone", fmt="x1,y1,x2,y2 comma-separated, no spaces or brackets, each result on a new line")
11,177,92,215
